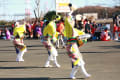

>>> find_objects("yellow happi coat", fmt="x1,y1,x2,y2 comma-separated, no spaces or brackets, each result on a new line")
64,16,85,39
43,21,56,39
13,24,26,38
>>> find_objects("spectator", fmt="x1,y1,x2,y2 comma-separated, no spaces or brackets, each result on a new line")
5,27,11,40
56,18,65,48
85,20,91,34
94,23,102,41
40,21,44,28
34,22,42,39
92,21,98,29
0,29,1,37
100,28,110,41
118,26,120,39
35,25,42,39
26,22,32,38
113,24,118,40
31,21,37,38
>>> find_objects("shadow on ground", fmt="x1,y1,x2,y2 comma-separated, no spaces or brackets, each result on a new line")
81,51,105,54
0,77,85,80
27,45,43,48
0,66,44,69
0,61,16,62
98,45,120,49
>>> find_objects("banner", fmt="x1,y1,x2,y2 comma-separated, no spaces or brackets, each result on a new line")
56,0,70,13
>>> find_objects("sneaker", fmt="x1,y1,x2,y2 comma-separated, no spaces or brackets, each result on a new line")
85,74,91,78
44,64,53,68
114,38,118,40
70,76,76,79
16,59,24,62
55,64,61,68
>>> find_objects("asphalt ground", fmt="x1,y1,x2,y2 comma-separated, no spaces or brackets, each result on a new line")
0,39,120,80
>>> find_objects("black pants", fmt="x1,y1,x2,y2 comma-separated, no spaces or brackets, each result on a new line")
94,32,101,40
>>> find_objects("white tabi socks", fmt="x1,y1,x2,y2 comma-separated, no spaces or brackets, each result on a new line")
70,64,91,79
16,48,26,62
70,65,79,79
80,64,91,78
16,51,24,62
44,55,60,68
44,56,52,67
53,56,60,68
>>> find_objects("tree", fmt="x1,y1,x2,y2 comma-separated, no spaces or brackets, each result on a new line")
0,20,14,25
0,21,7,25
34,0,41,21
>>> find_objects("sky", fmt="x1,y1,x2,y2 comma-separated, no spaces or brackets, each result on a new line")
0,0,119,21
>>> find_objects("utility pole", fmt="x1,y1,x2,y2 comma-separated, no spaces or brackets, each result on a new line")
25,0,31,21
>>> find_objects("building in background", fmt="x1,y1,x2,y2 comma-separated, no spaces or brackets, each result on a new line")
83,13,98,20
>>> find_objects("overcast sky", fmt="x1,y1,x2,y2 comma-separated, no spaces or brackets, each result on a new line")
0,0,118,20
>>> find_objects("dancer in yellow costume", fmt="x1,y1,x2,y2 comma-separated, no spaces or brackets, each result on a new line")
64,3,91,79
42,16,61,68
13,22,27,62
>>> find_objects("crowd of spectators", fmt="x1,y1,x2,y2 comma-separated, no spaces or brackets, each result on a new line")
0,15,120,42
74,16,120,41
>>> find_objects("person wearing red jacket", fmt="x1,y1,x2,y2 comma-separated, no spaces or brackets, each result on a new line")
118,26,120,38
100,28,110,41
56,18,65,48
113,24,118,40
